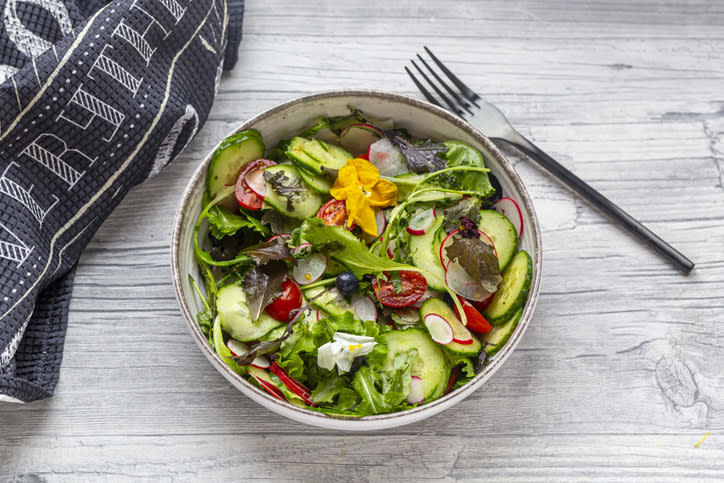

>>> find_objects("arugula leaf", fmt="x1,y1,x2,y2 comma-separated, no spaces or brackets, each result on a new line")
241,260,287,321
239,236,292,266
442,141,495,198
189,274,213,336
299,218,413,278
444,233,502,293
207,206,270,239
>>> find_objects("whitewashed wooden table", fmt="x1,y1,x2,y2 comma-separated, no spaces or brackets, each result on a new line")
2,0,723,480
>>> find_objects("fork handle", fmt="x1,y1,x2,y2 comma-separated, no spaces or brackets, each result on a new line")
491,132,695,274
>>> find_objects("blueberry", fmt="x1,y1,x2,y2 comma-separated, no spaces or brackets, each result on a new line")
335,272,359,297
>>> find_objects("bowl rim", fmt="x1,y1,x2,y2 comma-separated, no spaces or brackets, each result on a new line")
171,89,542,429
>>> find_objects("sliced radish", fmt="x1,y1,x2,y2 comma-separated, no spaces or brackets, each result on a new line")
316,308,323,322
411,289,438,309
226,339,270,369
386,238,397,259
407,376,425,405
244,167,267,198
406,208,436,236
269,361,316,406
439,229,496,269
338,123,383,156
268,233,292,244
445,259,493,302
292,253,327,285
351,295,377,322
493,197,524,240
424,314,454,344
368,138,408,176
375,209,386,236
256,377,286,401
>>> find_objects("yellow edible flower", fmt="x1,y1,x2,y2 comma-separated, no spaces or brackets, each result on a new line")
330,157,397,236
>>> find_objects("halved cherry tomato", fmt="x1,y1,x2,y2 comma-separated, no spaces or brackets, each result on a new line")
235,159,276,210
471,292,494,312
265,278,303,322
316,199,348,227
372,271,427,308
455,296,492,334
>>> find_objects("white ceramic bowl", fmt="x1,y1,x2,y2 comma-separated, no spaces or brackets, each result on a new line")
171,90,542,430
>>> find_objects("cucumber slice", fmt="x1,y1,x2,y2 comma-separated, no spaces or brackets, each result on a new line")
409,216,447,291
212,315,246,375
381,328,451,401
296,165,333,194
310,288,352,318
206,130,264,198
483,250,532,324
263,164,325,220
483,307,523,356
216,284,285,341
478,210,518,271
420,298,482,356
286,137,352,176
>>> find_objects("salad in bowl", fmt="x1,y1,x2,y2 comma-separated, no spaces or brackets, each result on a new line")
188,105,533,417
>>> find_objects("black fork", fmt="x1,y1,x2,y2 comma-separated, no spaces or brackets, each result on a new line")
407,48,694,274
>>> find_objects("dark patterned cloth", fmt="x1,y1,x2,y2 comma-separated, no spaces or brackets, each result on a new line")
0,0,244,402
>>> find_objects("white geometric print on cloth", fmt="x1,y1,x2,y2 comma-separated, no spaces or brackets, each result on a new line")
0,0,246,402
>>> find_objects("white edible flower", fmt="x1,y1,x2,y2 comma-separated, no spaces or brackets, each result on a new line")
317,332,377,374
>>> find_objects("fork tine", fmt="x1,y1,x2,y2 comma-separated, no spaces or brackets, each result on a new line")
410,60,464,116
423,46,480,106
416,54,474,115
405,67,442,109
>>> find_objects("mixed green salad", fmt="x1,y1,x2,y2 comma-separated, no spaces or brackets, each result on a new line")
190,108,532,416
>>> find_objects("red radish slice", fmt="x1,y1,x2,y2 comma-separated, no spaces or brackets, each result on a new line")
375,209,386,236
351,295,377,322
424,314,454,344
269,361,316,406
244,167,267,198
315,308,324,322
293,253,327,285
411,289,437,309
493,197,524,240
406,208,436,236
407,376,425,405
257,377,286,401
368,138,408,176
439,229,496,269
268,233,291,243
445,259,494,302
338,123,383,156
386,239,397,259
227,339,271,369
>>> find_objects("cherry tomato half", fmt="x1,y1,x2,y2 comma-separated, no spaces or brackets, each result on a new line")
372,271,427,308
317,199,348,227
455,296,492,334
265,278,303,322
470,292,494,312
235,159,275,210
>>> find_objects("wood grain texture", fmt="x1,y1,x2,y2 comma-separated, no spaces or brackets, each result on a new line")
2,0,723,480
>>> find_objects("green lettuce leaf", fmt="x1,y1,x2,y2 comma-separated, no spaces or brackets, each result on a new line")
299,218,412,278
207,205,270,239
442,141,495,198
